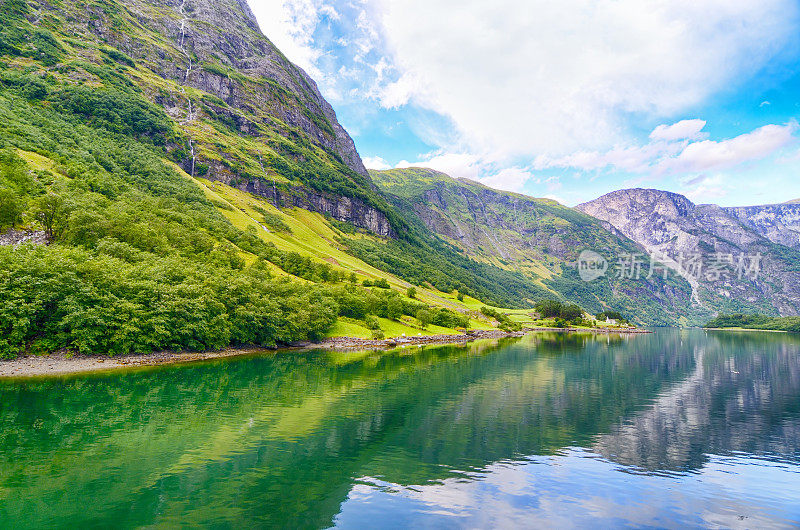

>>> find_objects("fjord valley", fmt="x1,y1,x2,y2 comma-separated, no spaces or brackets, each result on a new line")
0,0,681,361
1,0,800,355
3,0,800,527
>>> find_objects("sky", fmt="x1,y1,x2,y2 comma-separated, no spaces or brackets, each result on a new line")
248,0,800,206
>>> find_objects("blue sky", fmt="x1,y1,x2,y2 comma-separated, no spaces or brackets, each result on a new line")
249,0,800,206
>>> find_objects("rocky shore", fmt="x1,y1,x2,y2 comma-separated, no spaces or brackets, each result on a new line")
0,327,651,378
318,326,651,350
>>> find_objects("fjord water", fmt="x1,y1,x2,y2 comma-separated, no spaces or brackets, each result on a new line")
1,330,799,528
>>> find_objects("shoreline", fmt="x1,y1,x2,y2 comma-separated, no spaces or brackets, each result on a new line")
0,327,651,379
704,327,790,334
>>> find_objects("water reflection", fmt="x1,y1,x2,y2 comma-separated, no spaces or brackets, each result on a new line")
0,330,799,527
594,331,800,472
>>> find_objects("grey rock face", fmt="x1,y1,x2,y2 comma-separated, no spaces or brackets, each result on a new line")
577,189,800,316
725,204,800,249
0,230,48,247
217,174,395,238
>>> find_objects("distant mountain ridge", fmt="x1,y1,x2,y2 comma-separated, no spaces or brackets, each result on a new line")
577,189,800,317
725,203,800,249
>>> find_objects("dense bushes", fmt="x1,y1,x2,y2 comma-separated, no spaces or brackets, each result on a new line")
534,300,584,322
328,284,468,329
55,85,174,144
0,6,64,67
0,246,338,358
362,278,390,289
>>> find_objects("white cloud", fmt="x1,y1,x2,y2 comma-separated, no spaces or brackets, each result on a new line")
534,141,682,173
680,174,728,203
376,72,419,109
369,0,798,157
535,121,798,175
650,119,707,142
319,5,340,20
397,152,483,180
659,123,797,173
248,0,324,78
478,167,536,192
362,155,391,170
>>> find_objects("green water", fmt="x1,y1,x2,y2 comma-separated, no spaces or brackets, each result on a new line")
1,329,799,528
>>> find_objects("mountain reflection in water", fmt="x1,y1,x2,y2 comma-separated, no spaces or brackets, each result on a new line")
1,329,798,528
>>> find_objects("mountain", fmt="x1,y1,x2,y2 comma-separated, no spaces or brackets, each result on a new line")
4,0,791,359
371,168,701,325
577,189,800,317
20,0,396,233
1,0,551,357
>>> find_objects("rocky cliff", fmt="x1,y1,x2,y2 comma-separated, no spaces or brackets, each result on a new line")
75,0,367,176
217,173,395,237
577,189,800,316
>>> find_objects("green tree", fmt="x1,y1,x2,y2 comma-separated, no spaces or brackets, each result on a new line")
560,304,583,322
34,193,70,242
386,297,403,320
374,278,390,289
416,309,432,328
535,299,564,319
0,189,24,231
406,286,417,299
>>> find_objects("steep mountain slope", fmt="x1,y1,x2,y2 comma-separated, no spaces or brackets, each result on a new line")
7,0,395,233
0,0,550,357
13,0,593,308
577,189,800,317
372,168,701,325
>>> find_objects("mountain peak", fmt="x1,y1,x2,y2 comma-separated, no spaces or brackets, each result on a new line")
578,188,695,219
